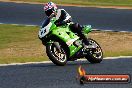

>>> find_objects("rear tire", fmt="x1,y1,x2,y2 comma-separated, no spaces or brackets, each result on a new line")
46,42,67,66
85,38,103,63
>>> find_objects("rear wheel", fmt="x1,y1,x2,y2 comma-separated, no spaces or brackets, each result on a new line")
85,38,103,63
46,42,67,66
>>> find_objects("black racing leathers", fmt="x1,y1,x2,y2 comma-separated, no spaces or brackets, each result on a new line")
54,9,89,45
54,9,72,26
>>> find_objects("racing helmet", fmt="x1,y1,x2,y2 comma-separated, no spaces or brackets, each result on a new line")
44,2,57,17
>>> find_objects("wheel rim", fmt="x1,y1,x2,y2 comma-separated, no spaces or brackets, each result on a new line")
51,43,67,63
89,39,103,59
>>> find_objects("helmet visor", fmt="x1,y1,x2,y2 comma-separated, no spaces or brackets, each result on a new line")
45,9,54,17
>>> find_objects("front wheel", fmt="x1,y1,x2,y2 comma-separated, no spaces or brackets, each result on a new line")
85,38,103,63
46,42,67,66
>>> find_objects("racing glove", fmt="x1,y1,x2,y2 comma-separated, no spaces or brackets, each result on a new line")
55,20,71,26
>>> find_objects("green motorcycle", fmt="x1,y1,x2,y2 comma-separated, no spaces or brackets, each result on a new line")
38,17,103,66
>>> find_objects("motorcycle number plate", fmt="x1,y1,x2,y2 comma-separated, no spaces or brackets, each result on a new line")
39,22,52,38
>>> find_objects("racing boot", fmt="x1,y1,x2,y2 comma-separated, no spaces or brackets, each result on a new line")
77,26,89,46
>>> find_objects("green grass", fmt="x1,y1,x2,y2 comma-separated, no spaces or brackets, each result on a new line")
0,57,48,64
104,51,132,57
10,0,132,7
0,24,37,49
0,24,49,64
0,24,132,64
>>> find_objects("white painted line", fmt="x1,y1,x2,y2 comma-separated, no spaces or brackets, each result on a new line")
104,56,132,59
0,23,37,26
0,56,131,67
0,23,131,32
92,29,131,33
0,61,52,67
0,0,132,10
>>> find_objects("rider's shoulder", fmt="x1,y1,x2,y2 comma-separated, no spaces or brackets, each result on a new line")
57,9,66,12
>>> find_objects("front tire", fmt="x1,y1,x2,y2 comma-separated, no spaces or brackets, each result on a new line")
85,38,103,63
46,42,67,66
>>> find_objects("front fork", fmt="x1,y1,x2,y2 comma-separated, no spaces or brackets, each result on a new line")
53,42,61,53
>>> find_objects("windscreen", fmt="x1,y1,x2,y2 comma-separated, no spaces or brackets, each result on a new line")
41,18,50,28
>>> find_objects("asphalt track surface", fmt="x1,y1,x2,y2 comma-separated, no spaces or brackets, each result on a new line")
0,58,132,88
0,2,132,32
0,2,132,88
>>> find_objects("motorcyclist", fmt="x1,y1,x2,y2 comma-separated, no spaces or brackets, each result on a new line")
43,2,89,45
